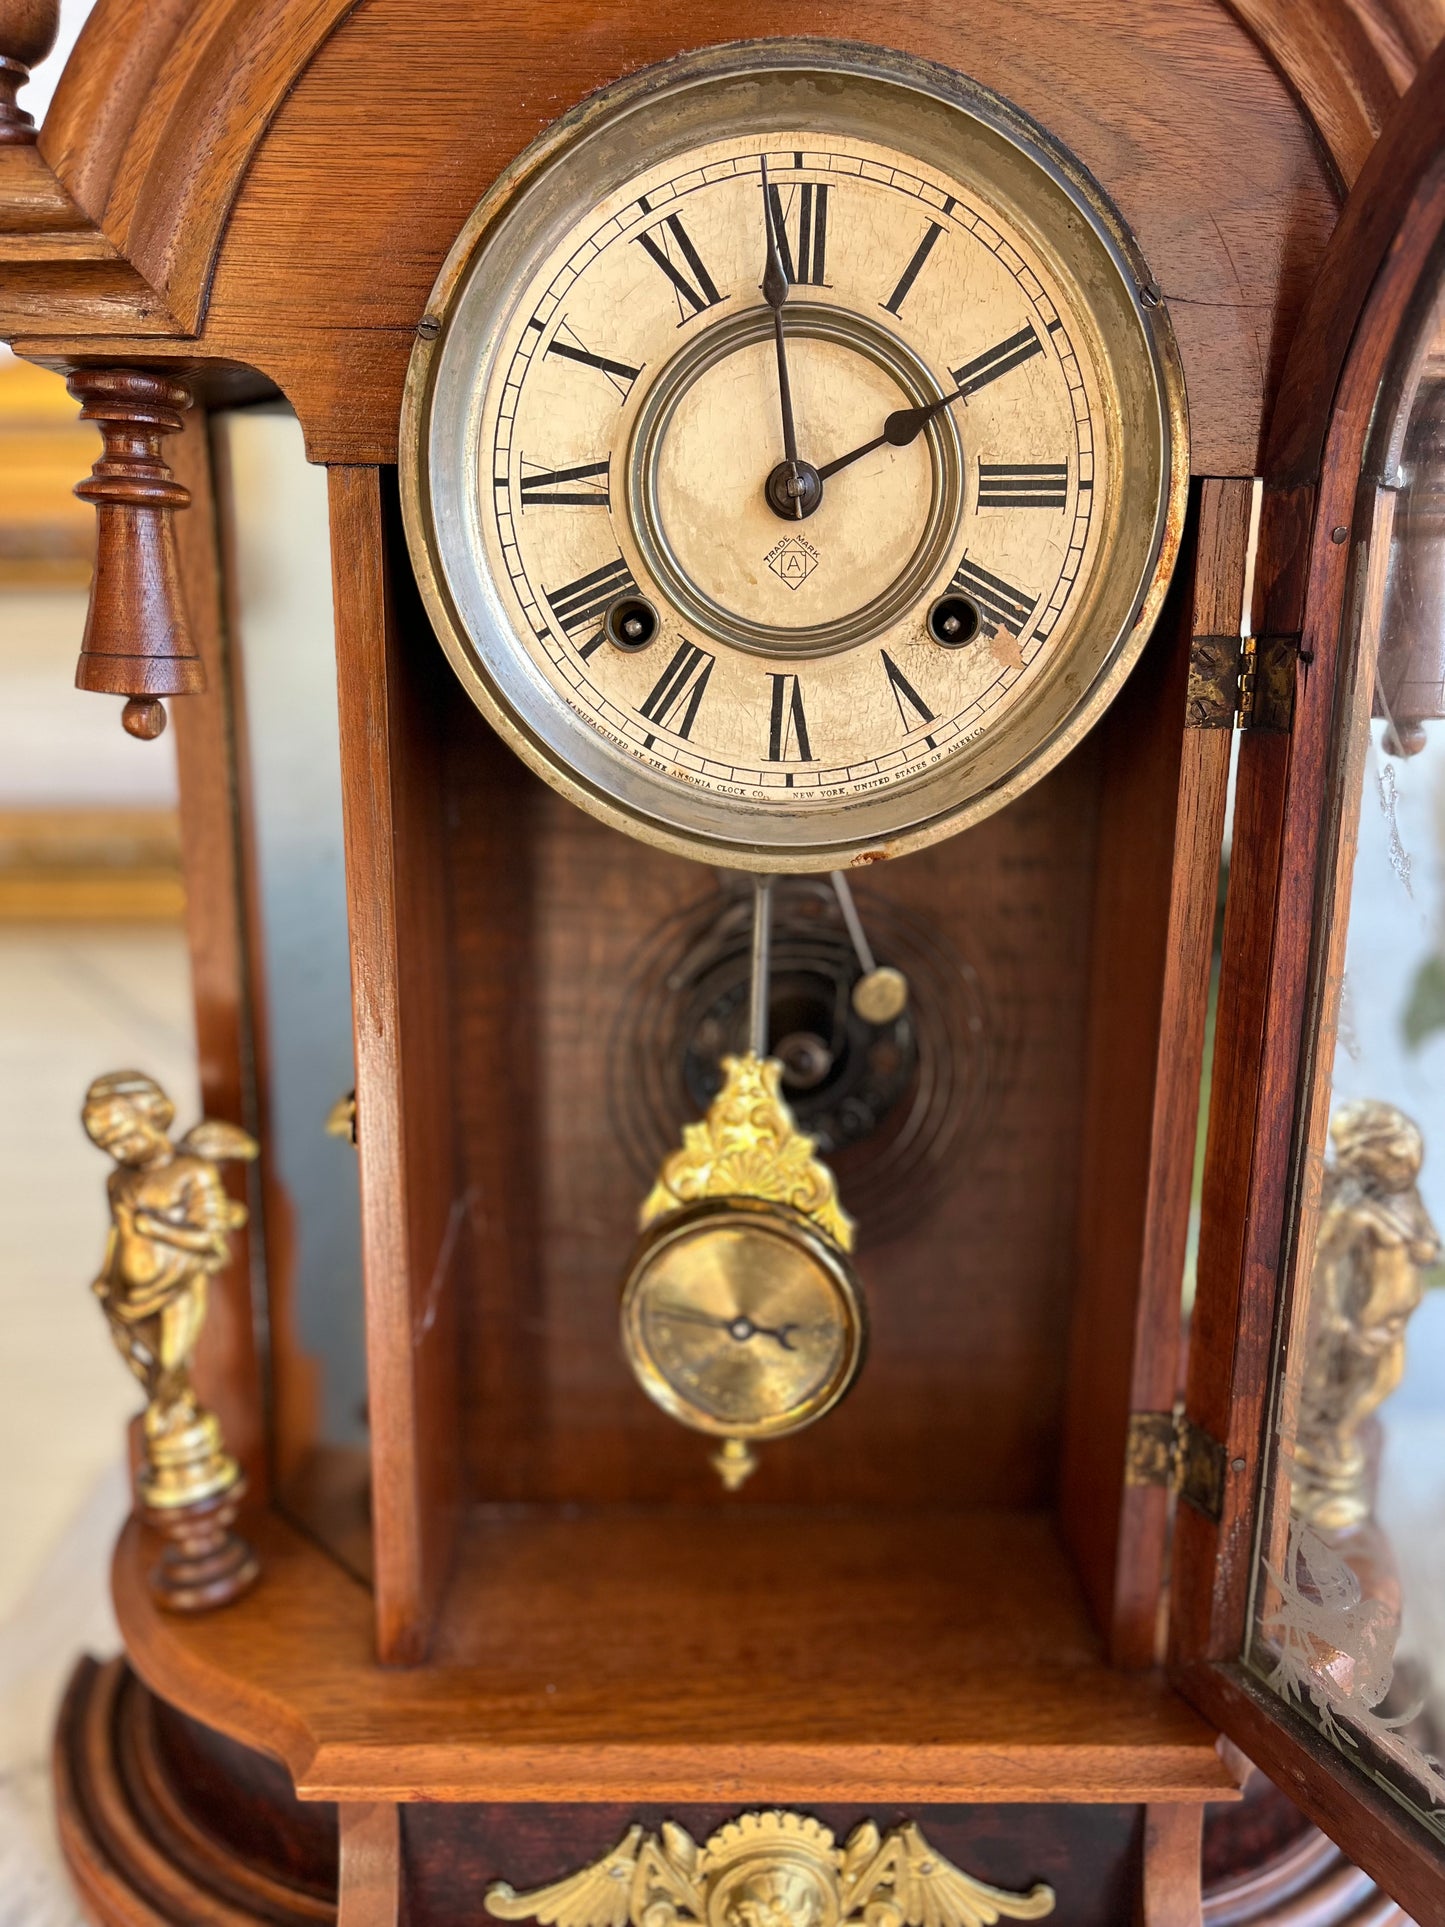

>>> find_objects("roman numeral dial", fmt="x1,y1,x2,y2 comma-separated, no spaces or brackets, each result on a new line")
461,108,1128,838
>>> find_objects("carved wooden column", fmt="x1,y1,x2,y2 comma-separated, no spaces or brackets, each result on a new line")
69,368,206,739
0,0,57,143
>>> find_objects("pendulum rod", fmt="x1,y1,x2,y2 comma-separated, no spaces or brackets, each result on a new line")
830,870,910,1024
749,872,775,1058
830,869,877,977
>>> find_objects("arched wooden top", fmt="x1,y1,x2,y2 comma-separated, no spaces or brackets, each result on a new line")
0,0,1437,466
1261,33,1445,486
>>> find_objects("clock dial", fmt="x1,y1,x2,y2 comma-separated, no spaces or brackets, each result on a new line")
403,44,1186,867
622,1199,866,1440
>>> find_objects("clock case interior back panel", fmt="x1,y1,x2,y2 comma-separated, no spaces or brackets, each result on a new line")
16,0,1432,1912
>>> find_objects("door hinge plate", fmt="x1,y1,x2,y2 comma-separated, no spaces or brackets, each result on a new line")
1186,633,1297,732
1186,634,1243,728
1239,633,1298,731
1125,1408,1228,1522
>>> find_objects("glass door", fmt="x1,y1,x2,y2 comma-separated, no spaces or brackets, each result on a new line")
1171,48,1445,1923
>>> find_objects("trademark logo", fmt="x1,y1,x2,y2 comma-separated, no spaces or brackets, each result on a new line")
765,534,820,590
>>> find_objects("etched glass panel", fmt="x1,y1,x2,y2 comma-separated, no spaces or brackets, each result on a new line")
1246,256,1445,1836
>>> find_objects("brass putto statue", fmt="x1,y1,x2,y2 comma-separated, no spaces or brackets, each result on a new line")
83,1069,260,1608
1293,1098,1441,1531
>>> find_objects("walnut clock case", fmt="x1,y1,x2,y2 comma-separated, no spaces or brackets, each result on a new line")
5,3,1445,1925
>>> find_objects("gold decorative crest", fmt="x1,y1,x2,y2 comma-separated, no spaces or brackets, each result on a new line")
484,1812,1054,1927
640,1053,854,1251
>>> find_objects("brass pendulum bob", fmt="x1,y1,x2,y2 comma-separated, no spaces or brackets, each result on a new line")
622,874,864,1491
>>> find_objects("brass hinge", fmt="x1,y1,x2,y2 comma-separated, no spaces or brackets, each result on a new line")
1125,1407,1228,1522
1186,634,1297,732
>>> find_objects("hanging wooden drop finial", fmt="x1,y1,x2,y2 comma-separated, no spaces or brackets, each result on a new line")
69,369,206,740
0,0,58,144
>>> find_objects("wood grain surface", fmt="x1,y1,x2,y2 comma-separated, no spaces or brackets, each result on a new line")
329,467,460,1663
443,687,1101,1512
113,1505,1238,1805
1060,478,1248,1670
53,1653,337,1925
1140,1804,1205,1926
8,0,1341,478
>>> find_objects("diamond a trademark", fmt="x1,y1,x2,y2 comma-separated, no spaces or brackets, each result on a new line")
766,536,819,591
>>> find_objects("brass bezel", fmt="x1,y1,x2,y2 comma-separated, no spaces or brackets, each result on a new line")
401,38,1190,872
620,1195,867,1442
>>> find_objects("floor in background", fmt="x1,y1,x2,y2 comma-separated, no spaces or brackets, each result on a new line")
0,922,195,1924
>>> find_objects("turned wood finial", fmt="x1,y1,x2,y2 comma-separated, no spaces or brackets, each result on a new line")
69,369,206,740
0,0,58,144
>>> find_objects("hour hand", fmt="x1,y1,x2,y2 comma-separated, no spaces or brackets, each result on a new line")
816,389,958,482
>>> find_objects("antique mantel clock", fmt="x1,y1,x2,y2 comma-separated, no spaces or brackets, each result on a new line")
5,0,1445,1921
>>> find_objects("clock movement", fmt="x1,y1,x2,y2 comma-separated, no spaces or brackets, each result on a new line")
5,1,1445,1923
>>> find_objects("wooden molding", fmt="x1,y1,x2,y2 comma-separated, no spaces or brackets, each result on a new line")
1224,0,1441,187
112,1506,1237,1805
53,1653,337,1926
0,0,1352,475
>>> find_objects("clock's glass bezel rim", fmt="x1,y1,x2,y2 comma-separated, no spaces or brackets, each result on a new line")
400,37,1189,872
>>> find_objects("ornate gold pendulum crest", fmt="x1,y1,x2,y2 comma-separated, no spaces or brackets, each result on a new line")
639,1052,854,1247
621,1053,864,1491
484,1810,1055,1927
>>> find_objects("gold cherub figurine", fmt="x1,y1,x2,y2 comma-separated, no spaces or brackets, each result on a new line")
1293,1099,1441,1532
82,1070,261,1609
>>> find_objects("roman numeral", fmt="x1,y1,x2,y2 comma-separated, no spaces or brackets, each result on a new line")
881,651,935,731
977,462,1068,509
767,674,813,761
636,215,724,323
882,221,944,315
766,180,829,286
517,459,610,508
545,319,642,399
639,640,714,739
951,555,1037,636
950,324,1044,399
545,557,637,660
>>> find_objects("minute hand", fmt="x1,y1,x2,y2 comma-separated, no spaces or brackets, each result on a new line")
816,388,961,482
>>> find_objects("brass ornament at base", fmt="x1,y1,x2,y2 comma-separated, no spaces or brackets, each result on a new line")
82,1069,261,1610
1293,1099,1442,1532
483,1812,1055,1927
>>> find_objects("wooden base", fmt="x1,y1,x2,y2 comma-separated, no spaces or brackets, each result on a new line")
51,1652,1408,1927
53,1654,336,1925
